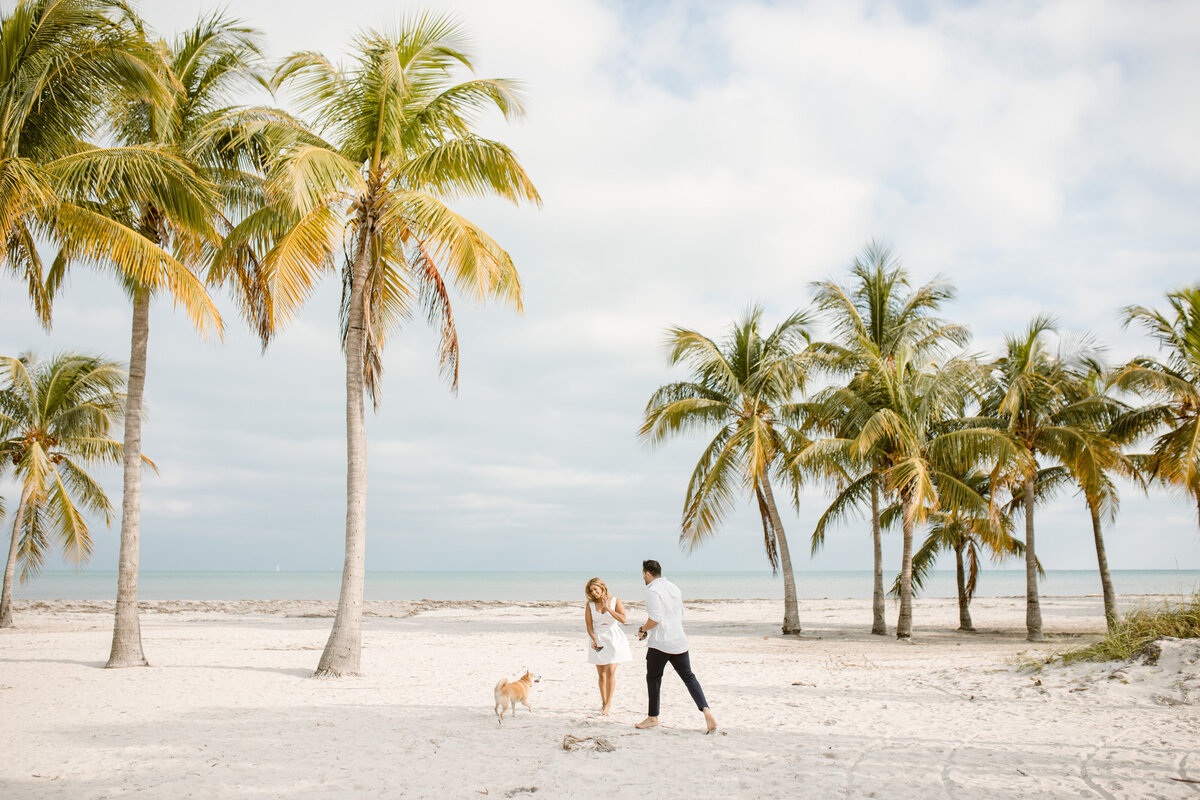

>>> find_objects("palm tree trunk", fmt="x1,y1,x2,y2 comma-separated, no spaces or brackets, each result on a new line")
1088,498,1118,633
107,289,151,668
1023,471,1043,642
896,491,915,639
759,476,801,635
871,475,886,635
0,485,33,628
954,542,973,632
316,236,371,677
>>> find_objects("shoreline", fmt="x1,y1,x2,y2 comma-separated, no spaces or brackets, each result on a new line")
12,591,1192,617
16,568,1199,606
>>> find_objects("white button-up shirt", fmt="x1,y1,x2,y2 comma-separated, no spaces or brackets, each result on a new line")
644,577,688,654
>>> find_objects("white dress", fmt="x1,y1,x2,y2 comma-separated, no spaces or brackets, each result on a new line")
586,599,632,665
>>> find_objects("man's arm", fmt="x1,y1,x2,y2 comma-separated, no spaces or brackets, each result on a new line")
639,588,663,638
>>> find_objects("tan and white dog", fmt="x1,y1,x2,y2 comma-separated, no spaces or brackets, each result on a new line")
494,670,538,724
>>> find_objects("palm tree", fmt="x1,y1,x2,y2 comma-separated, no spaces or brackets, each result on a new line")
896,469,1023,631
641,306,813,635
0,353,126,627
988,362,1133,634
0,2,232,662
95,12,286,668
263,16,540,676
807,243,967,635
1115,286,1200,531
978,316,1101,641
1072,366,1145,632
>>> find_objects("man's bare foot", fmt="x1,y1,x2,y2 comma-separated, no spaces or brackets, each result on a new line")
702,707,717,734
635,716,659,729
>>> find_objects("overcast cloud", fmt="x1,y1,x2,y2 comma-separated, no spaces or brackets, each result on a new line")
2,0,1199,578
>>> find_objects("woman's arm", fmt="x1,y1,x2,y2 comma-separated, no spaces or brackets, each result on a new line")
610,597,627,624
584,603,599,647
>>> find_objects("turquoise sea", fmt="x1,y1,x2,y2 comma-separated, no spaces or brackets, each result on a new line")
13,569,1200,602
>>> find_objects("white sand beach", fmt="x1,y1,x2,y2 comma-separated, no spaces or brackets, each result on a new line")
3,596,1198,799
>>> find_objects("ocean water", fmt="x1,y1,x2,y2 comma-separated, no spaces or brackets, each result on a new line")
13,569,1200,603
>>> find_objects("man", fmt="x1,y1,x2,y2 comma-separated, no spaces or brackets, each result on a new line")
635,559,717,734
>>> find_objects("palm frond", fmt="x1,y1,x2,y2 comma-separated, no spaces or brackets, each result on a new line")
680,426,742,549
809,471,874,554
398,136,540,205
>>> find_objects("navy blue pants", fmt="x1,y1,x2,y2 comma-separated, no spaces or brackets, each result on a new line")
646,648,708,717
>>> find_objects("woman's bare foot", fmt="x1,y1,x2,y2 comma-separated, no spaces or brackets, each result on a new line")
702,708,717,734
635,716,659,729
601,704,611,716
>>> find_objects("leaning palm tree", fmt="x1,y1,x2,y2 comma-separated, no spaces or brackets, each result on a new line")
262,15,540,676
807,243,967,635
97,11,282,668
0,353,126,627
641,306,813,635
1115,286,1200,532
978,316,1102,641
1070,366,1145,632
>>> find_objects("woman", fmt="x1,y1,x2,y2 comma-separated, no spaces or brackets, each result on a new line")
584,577,631,715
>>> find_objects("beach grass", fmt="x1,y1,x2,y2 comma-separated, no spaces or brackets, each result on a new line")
1042,592,1200,666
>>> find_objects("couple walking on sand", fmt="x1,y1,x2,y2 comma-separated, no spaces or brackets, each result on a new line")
584,560,717,734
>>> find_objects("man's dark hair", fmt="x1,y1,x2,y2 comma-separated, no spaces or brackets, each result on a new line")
642,560,661,577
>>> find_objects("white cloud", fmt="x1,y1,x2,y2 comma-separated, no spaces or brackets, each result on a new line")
3,0,1199,577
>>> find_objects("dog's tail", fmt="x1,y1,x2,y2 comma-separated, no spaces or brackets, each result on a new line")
494,678,510,723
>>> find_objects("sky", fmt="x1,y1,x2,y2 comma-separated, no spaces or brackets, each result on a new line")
2,0,1199,580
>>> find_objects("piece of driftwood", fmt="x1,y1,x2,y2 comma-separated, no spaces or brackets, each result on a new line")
561,734,616,753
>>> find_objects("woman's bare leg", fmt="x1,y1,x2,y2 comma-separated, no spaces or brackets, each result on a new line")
595,665,606,711
602,665,617,714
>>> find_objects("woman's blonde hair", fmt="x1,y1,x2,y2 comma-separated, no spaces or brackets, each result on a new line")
585,577,609,602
